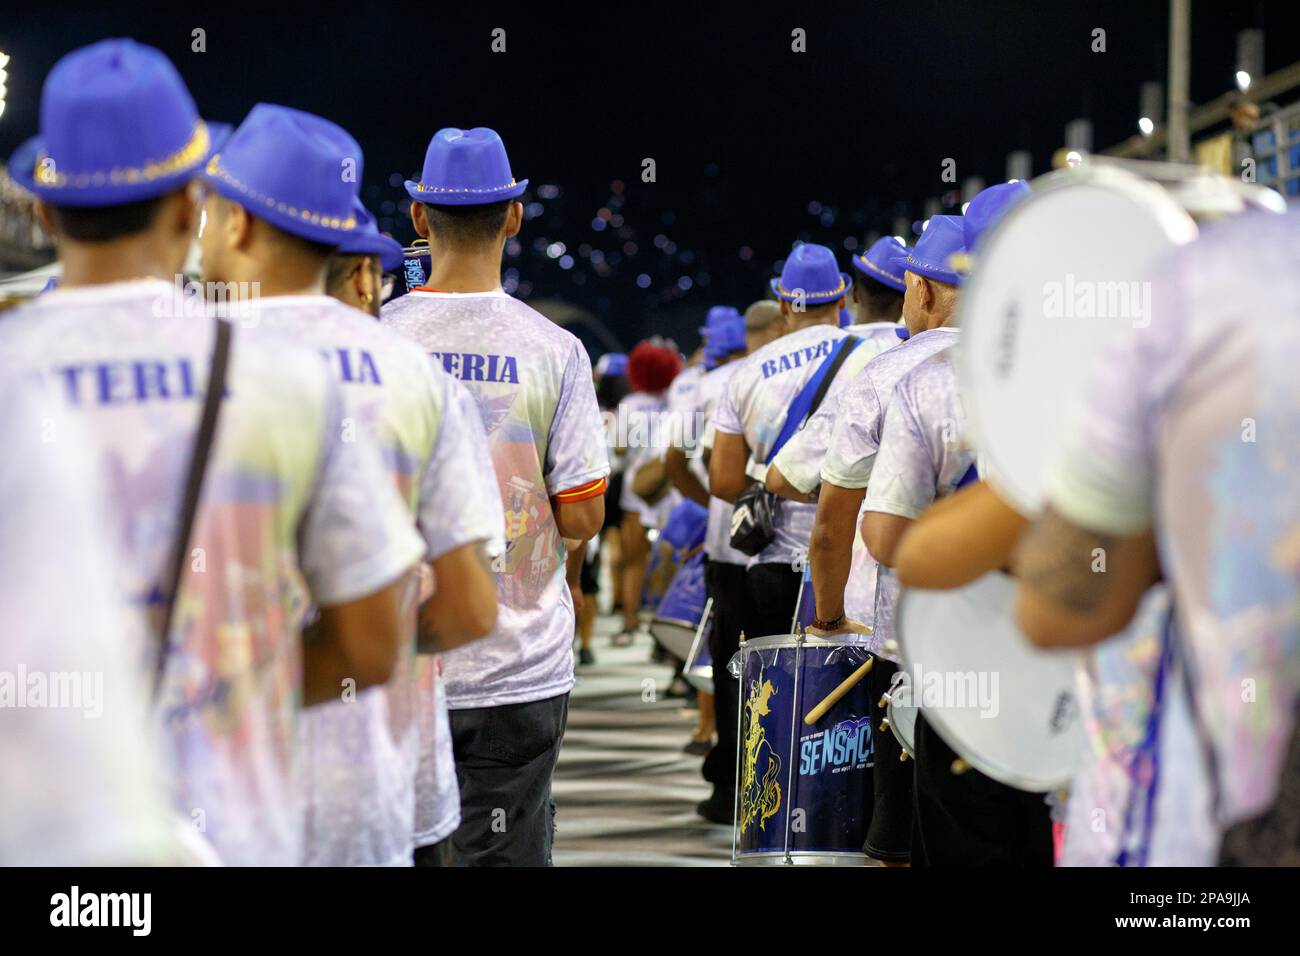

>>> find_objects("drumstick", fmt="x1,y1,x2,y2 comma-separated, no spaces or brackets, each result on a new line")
803,657,873,725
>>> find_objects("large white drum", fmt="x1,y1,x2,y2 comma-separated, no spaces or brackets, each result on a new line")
958,162,1285,516
956,164,1197,515
894,572,1085,791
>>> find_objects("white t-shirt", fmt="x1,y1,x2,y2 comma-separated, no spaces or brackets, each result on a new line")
240,295,503,866
811,327,961,651
383,288,610,709
0,279,425,866
0,369,178,865
616,389,676,527
413,377,504,847
862,348,975,655
694,362,748,566
770,322,904,495
713,323,879,566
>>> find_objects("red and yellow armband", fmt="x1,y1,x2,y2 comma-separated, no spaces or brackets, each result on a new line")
552,476,608,503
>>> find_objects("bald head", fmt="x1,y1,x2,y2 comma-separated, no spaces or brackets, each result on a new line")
901,271,960,336
744,300,786,353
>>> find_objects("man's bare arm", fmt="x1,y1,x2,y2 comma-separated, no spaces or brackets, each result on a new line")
304,575,408,706
417,542,499,653
765,462,818,504
894,481,1027,589
1013,506,1159,648
809,481,866,623
708,432,751,503
665,446,709,506
860,511,913,568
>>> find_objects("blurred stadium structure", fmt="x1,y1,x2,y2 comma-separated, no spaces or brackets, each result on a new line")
3,25,1300,333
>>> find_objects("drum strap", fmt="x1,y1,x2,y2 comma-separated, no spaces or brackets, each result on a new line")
766,335,862,464
954,462,980,489
152,317,232,698
1115,605,1176,867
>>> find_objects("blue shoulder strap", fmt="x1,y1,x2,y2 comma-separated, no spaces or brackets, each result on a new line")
766,335,862,464
955,462,980,489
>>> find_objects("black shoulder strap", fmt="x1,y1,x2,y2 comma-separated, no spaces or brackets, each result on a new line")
806,334,861,421
154,317,233,693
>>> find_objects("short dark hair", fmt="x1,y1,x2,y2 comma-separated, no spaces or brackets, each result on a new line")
324,252,369,296
421,200,511,246
595,372,629,411
50,194,167,242
855,275,905,315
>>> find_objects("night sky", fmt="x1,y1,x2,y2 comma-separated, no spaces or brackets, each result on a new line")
2,1,1294,352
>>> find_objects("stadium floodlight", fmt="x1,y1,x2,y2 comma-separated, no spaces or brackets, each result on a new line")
1138,81,1163,136
1236,29,1263,93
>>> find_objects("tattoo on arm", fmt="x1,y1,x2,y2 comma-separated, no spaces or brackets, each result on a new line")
1015,508,1115,614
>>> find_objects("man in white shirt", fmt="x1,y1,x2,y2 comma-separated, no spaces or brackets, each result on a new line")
198,105,504,866
710,244,878,640
383,126,610,865
2,39,423,865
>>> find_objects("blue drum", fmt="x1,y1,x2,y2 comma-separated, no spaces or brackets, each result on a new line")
649,551,707,661
732,633,875,865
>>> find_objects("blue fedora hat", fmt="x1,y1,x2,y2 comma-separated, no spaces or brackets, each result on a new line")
770,243,852,304
697,304,740,335
852,236,909,292
897,216,965,286
8,38,212,207
703,311,746,366
595,352,628,378
337,199,403,271
404,127,528,206
205,104,363,245
963,180,1031,254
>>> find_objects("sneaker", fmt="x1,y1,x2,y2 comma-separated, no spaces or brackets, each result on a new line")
696,789,736,825
578,647,596,666
611,627,637,647
683,738,713,756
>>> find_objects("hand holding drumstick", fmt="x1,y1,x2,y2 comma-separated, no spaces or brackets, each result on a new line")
802,619,874,726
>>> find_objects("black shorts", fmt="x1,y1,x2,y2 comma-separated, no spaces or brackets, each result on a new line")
863,657,913,863
602,472,625,531
910,711,1055,867
579,547,599,596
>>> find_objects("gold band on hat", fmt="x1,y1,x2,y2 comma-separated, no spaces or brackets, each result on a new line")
33,121,210,189
412,178,518,194
855,253,904,285
204,154,358,231
773,276,848,300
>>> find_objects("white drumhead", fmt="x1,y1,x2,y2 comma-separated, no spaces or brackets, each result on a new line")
957,165,1198,515
885,685,918,757
649,618,697,661
895,572,1085,791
